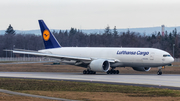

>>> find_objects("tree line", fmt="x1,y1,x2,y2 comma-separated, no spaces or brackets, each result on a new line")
1,25,180,58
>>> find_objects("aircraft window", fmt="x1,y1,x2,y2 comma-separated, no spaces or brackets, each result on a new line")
163,55,171,57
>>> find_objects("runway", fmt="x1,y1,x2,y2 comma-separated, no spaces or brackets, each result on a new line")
0,72,180,89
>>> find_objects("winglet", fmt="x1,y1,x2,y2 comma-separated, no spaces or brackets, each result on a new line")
38,20,61,49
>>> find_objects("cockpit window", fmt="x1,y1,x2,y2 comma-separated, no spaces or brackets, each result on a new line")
163,54,171,57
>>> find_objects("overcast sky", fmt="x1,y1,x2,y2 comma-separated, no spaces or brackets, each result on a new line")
0,0,180,30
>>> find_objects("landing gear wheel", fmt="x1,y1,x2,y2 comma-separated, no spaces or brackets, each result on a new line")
106,70,119,74
157,71,162,75
83,70,96,74
83,70,87,74
113,70,117,74
87,70,90,74
116,70,119,74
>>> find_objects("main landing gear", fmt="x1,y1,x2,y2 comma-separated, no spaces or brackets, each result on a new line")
107,69,119,74
83,70,96,74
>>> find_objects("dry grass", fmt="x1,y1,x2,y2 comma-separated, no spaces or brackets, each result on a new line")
0,92,51,101
0,63,84,72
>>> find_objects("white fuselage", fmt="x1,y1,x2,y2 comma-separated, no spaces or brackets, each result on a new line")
39,47,174,68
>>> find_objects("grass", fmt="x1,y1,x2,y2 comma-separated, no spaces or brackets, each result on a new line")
0,92,51,101
0,78,180,97
0,61,18,63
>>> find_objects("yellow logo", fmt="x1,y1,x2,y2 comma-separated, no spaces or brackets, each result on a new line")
43,30,50,41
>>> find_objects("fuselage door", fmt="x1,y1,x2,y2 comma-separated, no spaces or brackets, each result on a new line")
150,52,154,60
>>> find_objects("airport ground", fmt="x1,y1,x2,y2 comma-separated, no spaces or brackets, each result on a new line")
0,62,180,101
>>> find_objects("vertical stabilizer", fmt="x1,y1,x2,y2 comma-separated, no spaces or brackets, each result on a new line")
38,20,61,49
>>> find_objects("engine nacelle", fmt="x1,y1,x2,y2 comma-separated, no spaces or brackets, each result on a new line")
89,59,110,72
132,67,151,72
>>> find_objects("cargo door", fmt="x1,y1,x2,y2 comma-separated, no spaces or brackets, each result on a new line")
150,52,154,60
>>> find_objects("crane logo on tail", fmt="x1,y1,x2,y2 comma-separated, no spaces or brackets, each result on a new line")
43,30,50,41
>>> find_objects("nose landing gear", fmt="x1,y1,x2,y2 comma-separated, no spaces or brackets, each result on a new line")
157,66,164,75
157,69,162,75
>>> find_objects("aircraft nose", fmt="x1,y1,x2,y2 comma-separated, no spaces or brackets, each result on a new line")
170,57,174,63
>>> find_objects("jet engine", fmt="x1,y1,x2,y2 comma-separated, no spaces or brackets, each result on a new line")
132,67,151,72
89,59,110,72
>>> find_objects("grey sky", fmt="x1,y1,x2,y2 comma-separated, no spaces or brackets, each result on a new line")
0,0,180,30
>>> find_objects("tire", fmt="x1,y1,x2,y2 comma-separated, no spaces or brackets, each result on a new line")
157,71,162,75
83,70,87,74
87,71,90,74
113,70,116,74
116,70,119,74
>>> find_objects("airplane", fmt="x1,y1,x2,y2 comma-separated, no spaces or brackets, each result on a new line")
12,20,174,75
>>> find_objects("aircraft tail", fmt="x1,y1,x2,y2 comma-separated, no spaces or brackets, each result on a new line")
38,20,61,49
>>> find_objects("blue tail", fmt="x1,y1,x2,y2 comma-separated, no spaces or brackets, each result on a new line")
38,20,61,49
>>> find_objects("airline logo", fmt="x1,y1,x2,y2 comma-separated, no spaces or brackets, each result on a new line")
43,30,50,41
117,50,149,56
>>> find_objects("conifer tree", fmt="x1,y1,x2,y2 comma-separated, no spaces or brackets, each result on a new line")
113,26,118,36
104,25,111,34
5,24,15,35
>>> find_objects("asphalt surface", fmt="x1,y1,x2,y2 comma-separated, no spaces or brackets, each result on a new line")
0,72,180,90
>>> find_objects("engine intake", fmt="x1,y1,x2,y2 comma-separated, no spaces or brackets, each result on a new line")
132,67,151,72
89,59,110,72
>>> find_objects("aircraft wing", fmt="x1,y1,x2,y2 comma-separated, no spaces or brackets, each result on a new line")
0,61,56,65
13,50,92,61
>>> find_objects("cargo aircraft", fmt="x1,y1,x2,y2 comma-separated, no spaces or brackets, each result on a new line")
12,20,174,75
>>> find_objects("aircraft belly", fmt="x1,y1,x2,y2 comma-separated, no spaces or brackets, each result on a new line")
119,55,164,67
110,62,124,67
122,62,165,67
